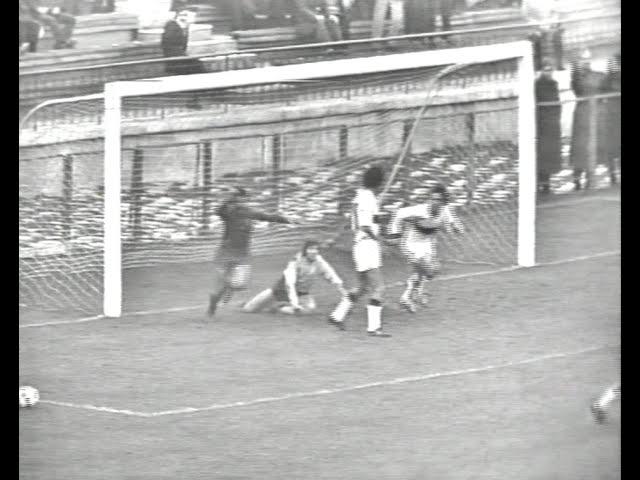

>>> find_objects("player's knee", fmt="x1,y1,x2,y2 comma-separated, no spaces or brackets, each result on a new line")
416,259,437,279
229,266,250,290
370,285,384,304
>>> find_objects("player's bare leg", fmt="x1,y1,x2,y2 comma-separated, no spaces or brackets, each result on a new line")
591,383,620,423
207,268,227,318
331,269,390,337
413,275,430,305
208,264,250,317
400,270,420,313
413,257,438,307
329,288,363,330
241,288,276,313
364,269,390,337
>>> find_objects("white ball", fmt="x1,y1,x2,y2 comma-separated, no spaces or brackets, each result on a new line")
19,386,39,408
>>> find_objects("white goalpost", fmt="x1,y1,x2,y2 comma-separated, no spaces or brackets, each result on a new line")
20,40,536,318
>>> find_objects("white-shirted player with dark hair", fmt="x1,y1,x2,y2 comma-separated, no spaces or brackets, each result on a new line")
328,166,391,337
388,183,464,313
241,240,346,315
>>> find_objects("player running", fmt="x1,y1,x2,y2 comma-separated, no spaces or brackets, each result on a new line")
328,166,391,337
591,382,620,423
388,183,464,313
207,186,292,318
241,240,347,315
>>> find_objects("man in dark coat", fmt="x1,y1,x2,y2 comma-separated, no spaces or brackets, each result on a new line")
20,0,76,51
404,0,436,47
597,53,621,185
535,63,562,194
404,0,436,34
161,10,206,76
569,51,605,190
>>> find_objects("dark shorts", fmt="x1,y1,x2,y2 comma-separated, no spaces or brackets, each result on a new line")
271,277,308,302
214,249,249,270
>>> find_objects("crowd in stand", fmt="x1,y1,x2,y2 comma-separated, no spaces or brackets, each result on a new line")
20,1,525,55
19,1,118,53
535,50,621,193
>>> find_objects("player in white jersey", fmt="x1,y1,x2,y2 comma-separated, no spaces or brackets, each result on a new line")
388,184,464,313
241,240,346,315
328,166,391,337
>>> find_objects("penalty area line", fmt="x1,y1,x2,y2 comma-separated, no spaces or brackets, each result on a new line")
38,344,615,418
19,250,620,329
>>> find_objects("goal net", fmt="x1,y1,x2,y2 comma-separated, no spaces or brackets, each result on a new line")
19,41,535,317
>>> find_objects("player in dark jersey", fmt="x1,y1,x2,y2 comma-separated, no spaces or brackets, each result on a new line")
207,187,291,318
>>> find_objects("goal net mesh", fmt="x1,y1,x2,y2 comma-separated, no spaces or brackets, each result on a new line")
20,52,523,315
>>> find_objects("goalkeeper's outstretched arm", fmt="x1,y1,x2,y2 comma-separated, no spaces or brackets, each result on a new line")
247,208,291,224
444,205,465,234
317,255,347,296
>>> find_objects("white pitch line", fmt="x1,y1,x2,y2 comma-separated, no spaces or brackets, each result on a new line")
19,249,620,329
537,195,620,210
38,400,153,418
20,314,105,328
37,344,615,418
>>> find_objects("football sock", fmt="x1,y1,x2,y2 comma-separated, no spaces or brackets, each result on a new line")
367,300,382,332
415,277,430,299
596,384,620,408
331,297,353,322
401,273,420,301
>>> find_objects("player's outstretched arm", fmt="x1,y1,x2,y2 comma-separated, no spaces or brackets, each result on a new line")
247,207,291,224
445,205,465,234
316,256,345,292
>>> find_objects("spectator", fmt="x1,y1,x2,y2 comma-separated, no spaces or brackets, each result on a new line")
569,50,605,190
161,9,205,76
438,0,454,32
19,12,43,54
92,0,116,13
287,0,339,43
337,0,352,41
530,22,564,72
20,0,76,51
225,0,260,30
171,0,189,12
597,53,621,185
535,63,562,194
314,0,344,42
404,0,436,46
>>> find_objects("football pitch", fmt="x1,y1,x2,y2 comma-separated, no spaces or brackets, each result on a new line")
19,188,620,480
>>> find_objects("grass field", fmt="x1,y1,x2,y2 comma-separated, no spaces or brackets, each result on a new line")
19,187,620,480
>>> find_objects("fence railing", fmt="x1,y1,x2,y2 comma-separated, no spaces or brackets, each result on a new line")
20,61,519,135
19,10,619,109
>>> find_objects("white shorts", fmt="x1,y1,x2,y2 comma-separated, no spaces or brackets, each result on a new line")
402,240,437,266
353,238,382,272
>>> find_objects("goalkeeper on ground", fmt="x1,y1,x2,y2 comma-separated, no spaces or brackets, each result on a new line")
207,187,291,318
241,240,347,315
387,183,464,313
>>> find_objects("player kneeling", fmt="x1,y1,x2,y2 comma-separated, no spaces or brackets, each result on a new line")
388,184,464,313
242,240,346,315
